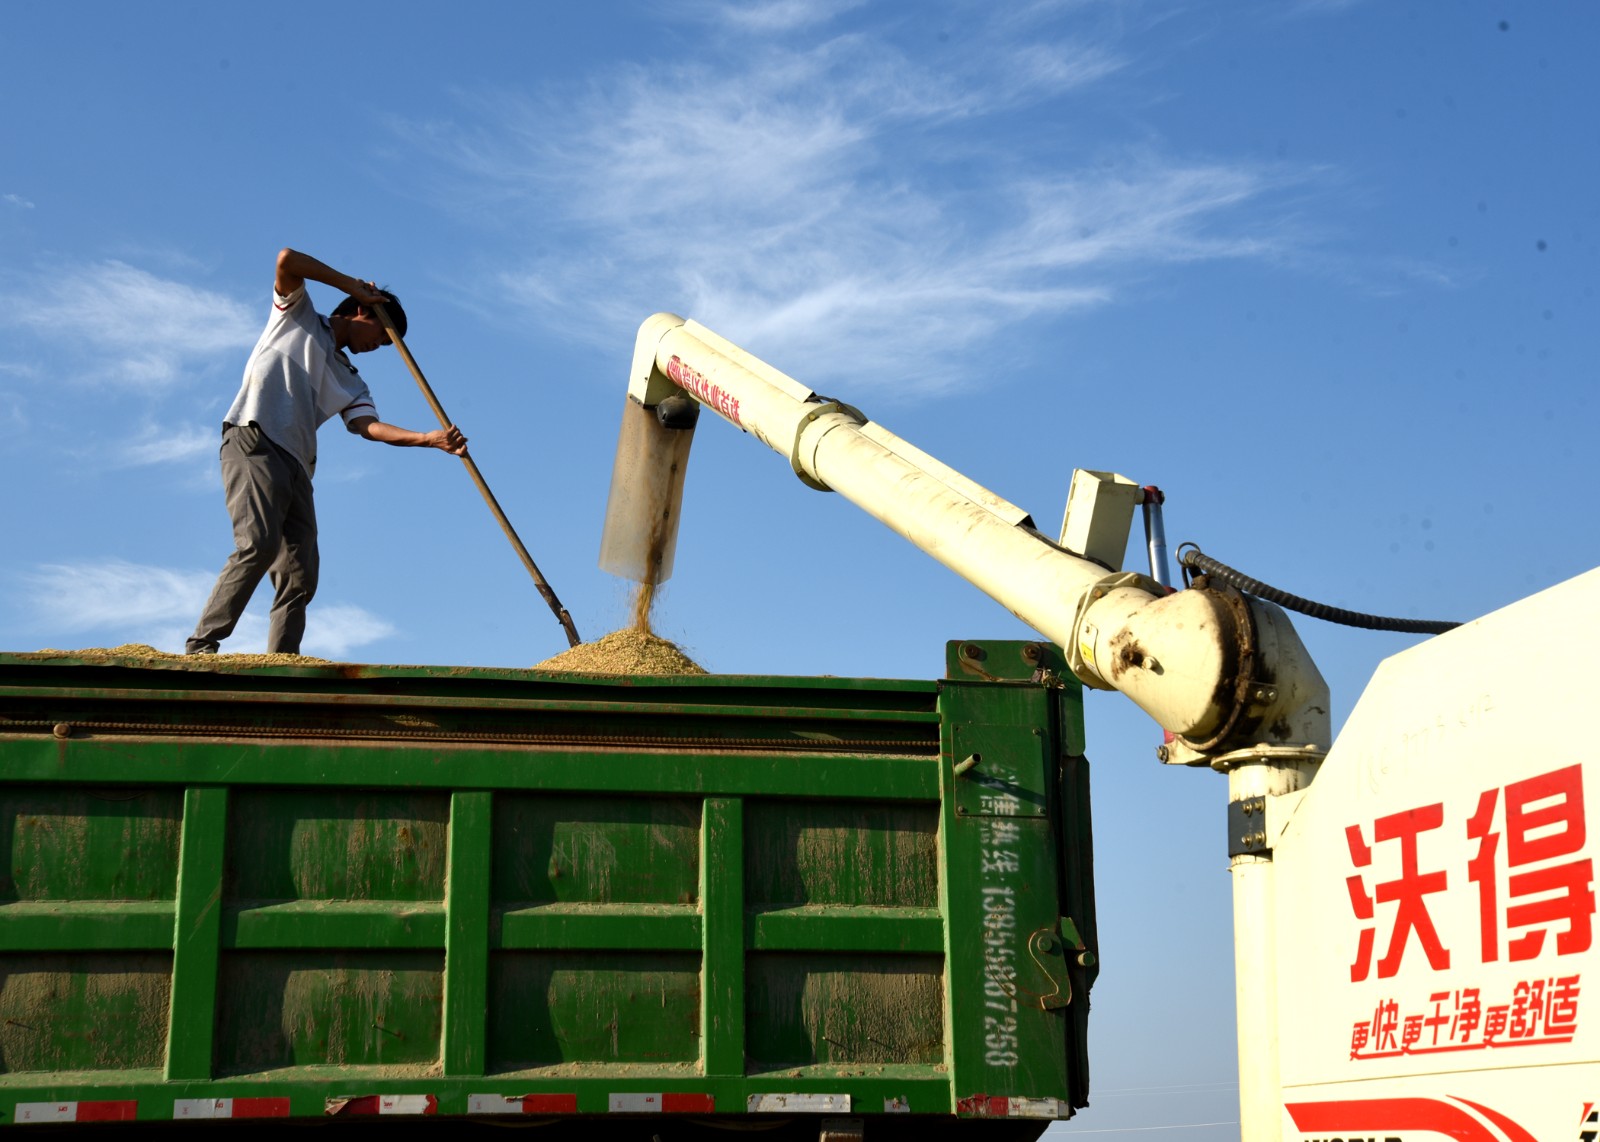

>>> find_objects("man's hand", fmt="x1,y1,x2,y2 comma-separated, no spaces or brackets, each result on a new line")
426,425,469,455
346,279,388,308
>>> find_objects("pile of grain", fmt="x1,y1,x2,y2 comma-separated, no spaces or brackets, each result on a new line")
26,644,332,666
535,628,705,675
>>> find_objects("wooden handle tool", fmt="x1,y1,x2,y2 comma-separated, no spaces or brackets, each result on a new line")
374,302,581,648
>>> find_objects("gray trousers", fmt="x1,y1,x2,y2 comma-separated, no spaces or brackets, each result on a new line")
188,424,319,654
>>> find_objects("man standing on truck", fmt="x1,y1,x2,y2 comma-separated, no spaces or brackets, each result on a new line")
186,248,468,656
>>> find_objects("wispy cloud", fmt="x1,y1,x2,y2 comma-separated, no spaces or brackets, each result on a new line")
406,5,1297,394
3,193,34,210
304,605,399,661
17,559,395,659
113,422,222,468
0,260,256,389
0,392,26,430
1382,257,1471,291
1282,0,1369,16
20,560,219,654
699,0,865,34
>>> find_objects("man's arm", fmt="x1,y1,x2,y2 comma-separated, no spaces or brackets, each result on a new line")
348,416,468,455
275,248,385,305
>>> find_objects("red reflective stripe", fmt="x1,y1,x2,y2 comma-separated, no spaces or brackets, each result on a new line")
523,1094,578,1113
661,1093,715,1113
330,1094,436,1116
333,1096,382,1116
956,1095,1009,1117
76,1101,138,1122
232,1097,291,1118
1285,1097,1532,1141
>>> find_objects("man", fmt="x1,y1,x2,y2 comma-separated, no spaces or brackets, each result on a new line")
186,248,467,656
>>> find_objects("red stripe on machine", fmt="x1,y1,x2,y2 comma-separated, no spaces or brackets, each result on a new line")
1285,1097,1537,1142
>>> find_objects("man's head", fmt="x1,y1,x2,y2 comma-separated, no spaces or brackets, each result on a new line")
331,289,407,354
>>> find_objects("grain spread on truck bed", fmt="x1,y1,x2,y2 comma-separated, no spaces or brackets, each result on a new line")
26,643,332,666
19,637,706,675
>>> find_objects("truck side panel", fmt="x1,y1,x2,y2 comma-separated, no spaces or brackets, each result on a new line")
0,646,1093,1130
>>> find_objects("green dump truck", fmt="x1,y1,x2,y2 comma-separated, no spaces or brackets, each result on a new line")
0,641,1096,1138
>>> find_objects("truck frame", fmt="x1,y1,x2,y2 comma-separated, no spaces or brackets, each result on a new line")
0,641,1095,1139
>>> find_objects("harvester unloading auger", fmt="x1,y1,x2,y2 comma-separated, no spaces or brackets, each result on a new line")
601,313,1330,769
600,312,1339,1137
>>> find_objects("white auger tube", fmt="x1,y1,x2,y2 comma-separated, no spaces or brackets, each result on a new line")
601,313,1330,762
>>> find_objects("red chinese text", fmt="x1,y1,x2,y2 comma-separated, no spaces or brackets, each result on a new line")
1349,974,1580,1060
1468,763,1595,962
1345,763,1595,980
665,355,742,426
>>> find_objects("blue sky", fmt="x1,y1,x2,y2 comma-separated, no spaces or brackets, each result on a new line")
2,1,1596,1136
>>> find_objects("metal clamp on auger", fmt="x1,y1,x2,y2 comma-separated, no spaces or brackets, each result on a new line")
790,398,866,491
1064,569,1166,691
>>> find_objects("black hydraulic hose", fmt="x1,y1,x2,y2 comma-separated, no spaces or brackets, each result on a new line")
1177,544,1461,635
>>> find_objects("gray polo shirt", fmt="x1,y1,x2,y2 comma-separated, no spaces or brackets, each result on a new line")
223,286,378,478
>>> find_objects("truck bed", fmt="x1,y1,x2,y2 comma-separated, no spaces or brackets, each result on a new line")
0,643,1095,1137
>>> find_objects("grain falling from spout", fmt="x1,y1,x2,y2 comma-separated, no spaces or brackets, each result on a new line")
630,578,657,634
630,494,673,635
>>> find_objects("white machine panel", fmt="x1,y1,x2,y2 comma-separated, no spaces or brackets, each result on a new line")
1273,568,1600,1141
